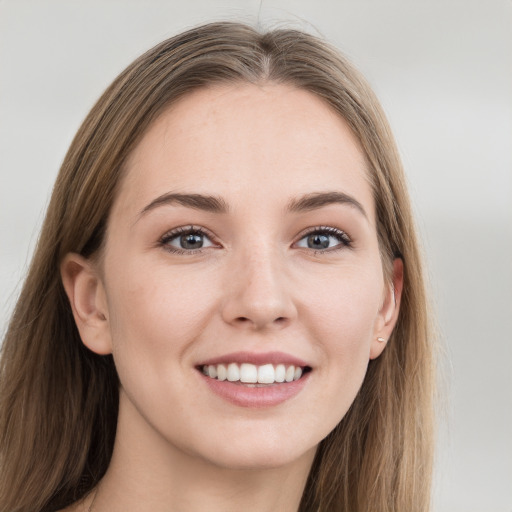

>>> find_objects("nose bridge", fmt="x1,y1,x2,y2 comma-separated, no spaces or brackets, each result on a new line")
222,239,296,329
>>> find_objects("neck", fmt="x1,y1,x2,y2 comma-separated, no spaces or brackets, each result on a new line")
92,390,315,512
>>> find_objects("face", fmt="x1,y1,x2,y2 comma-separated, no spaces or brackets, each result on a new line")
68,83,400,471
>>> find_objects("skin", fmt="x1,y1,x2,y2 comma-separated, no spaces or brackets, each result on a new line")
61,83,402,512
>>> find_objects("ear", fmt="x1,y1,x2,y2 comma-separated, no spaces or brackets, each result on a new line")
60,253,113,355
370,258,404,360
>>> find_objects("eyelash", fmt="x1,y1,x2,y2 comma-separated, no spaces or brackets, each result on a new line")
159,226,219,255
159,225,352,255
296,226,352,254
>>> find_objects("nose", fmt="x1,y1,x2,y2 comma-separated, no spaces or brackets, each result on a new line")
221,247,297,331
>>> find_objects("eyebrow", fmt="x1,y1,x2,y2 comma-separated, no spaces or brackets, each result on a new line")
139,192,229,218
287,191,368,219
138,190,367,220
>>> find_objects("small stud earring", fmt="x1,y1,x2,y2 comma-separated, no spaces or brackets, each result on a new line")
377,337,386,343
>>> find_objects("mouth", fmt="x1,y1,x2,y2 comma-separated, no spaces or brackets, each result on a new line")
196,351,312,407
195,352,313,409
198,362,312,386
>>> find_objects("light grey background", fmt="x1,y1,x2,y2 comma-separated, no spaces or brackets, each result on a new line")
1,1,511,510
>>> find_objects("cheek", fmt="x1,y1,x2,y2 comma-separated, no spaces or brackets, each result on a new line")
104,258,221,363
300,262,383,345
103,261,221,427
298,263,383,407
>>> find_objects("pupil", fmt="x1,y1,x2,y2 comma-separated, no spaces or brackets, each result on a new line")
180,233,203,249
308,233,329,249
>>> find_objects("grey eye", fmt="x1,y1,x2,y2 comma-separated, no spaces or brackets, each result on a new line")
164,230,215,251
179,233,205,250
307,233,330,249
296,228,350,251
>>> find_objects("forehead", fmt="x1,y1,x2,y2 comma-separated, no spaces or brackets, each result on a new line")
116,83,374,221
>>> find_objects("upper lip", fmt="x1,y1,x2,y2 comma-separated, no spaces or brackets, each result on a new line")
197,351,309,368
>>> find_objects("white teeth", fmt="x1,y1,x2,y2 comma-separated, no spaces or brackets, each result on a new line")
257,364,275,384
217,364,227,381
285,365,295,382
227,363,240,382
240,363,258,383
275,364,286,382
202,362,306,384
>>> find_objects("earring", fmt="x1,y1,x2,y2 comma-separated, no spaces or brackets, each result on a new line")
377,337,386,343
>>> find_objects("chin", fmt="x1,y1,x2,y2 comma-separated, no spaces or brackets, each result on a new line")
186,426,319,472
204,444,317,472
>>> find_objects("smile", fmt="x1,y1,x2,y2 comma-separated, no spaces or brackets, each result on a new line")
201,363,307,385
197,353,312,407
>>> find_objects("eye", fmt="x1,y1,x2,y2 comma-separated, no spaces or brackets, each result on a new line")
295,227,351,252
160,226,216,253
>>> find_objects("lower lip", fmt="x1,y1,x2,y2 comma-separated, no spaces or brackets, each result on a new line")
200,372,310,408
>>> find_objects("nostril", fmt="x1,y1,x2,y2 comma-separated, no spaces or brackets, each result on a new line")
229,313,291,329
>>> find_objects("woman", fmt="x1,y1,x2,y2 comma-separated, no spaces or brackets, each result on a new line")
0,22,435,512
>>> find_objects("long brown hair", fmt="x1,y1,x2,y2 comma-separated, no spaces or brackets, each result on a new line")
0,22,435,511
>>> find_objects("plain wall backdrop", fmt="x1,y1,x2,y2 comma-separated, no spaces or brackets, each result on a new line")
1,1,511,510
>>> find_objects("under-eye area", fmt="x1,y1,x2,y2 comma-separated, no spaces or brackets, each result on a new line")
198,363,312,385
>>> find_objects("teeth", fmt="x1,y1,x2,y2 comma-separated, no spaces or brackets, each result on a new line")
240,363,258,383
285,365,295,382
227,363,240,382
275,364,286,382
201,362,306,384
217,364,227,381
257,364,275,384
